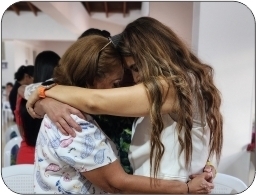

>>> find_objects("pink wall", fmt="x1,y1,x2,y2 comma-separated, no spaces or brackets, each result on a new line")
149,2,193,48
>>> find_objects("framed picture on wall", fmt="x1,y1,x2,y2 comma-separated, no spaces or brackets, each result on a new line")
2,61,8,69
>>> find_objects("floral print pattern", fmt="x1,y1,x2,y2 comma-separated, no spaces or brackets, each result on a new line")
34,114,118,194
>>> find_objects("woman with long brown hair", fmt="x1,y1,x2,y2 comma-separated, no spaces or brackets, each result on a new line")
116,17,223,182
27,17,222,192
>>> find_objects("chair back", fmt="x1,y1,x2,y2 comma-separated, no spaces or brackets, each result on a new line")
3,136,22,167
5,124,20,143
2,164,34,194
2,101,13,125
211,173,248,194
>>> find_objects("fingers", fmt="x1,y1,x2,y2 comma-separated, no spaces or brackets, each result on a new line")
26,90,40,116
189,174,200,179
69,107,85,120
204,164,212,172
204,162,217,178
64,117,82,133
40,99,81,137
34,112,43,119
56,117,77,138
204,180,214,193
199,182,214,194
67,107,85,130
202,181,214,189
26,105,38,118
55,122,68,136
190,172,212,182
208,172,214,183
203,171,213,182
205,183,214,194
68,105,86,120
204,164,216,182
189,175,214,194
202,187,212,194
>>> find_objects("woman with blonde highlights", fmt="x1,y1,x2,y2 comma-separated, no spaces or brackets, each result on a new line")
28,17,222,193
117,17,223,181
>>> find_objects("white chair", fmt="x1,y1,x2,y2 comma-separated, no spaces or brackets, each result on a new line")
2,164,34,194
211,173,248,194
2,101,13,125
3,136,22,167
5,124,20,143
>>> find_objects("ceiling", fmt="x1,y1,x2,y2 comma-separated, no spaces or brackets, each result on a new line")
6,1,142,17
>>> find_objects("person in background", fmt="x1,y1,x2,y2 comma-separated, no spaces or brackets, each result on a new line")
5,82,13,102
9,65,34,120
77,28,110,39
15,51,60,164
7,65,34,165
1,82,13,119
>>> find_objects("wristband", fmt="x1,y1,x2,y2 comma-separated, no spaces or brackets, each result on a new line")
206,160,212,166
38,83,56,98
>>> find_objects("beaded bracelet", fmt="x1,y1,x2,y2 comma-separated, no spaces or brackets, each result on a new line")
38,83,57,98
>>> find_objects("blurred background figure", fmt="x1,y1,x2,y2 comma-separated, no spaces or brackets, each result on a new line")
9,65,34,121
77,28,110,39
4,82,13,102
15,50,60,165
1,82,14,132
2,82,13,117
5,65,34,166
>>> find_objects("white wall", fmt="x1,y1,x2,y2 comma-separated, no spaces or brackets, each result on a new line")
38,41,74,58
2,41,15,85
149,2,193,47
2,40,38,85
1,2,194,88
14,41,35,67
2,11,78,41
89,2,194,43
2,10,125,41
88,17,125,36
194,2,255,185
1,40,74,86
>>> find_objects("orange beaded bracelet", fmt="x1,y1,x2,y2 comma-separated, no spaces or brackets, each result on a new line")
38,83,57,98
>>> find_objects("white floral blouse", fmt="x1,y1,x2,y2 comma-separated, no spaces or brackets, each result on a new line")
34,114,118,194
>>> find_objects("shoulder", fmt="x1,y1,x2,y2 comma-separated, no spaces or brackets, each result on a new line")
24,82,42,100
42,114,104,140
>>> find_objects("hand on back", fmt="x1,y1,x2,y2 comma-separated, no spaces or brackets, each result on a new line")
31,97,85,137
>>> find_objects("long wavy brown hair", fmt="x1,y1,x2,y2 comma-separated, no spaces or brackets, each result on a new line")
54,35,122,87
117,17,223,179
